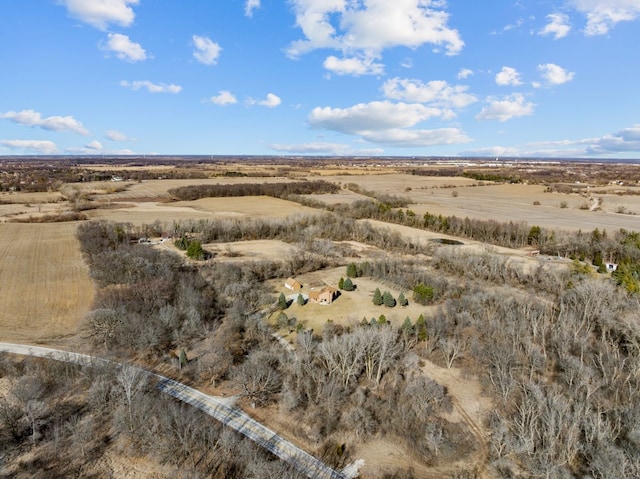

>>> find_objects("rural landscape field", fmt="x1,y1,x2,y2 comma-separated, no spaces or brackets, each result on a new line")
2,156,640,478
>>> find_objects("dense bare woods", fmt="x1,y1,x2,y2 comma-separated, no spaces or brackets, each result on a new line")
0,356,302,478
5,194,640,477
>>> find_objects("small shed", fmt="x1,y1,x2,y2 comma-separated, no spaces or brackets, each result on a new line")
605,262,618,273
284,278,302,291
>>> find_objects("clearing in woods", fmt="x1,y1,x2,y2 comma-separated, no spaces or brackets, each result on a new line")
0,222,93,343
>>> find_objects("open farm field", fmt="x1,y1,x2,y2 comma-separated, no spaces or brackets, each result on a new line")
76,177,296,200
322,173,480,193
0,222,93,343
406,182,640,232
87,196,319,225
0,191,63,205
318,173,640,232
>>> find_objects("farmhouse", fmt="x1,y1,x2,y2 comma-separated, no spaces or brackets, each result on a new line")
308,286,337,305
284,278,302,291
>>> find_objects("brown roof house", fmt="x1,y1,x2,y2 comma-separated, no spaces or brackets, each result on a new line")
308,286,337,305
284,278,302,291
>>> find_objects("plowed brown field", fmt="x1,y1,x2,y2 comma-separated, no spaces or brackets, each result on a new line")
0,223,93,343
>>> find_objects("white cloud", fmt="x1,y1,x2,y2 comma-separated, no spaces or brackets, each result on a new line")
103,33,146,62
192,35,222,65
323,55,384,76
287,0,464,63
538,63,575,85
495,66,523,86
207,90,238,105
491,17,525,34
359,128,471,147
105,130,128,141
457,68,473,79
307,100,470,147
60,0,139,30
0,109,89,135
248,93,281,108
570,0,640,35
0,139,58,154
382,78,477,108
463,124,640,158
120,80,182,93
583,124,640,154
245,0,260,17
85,140,103,150
476,93,535,121
309,101,443,133
539,13,571,39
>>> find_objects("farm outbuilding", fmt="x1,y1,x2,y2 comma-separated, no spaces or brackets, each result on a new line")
284,278,302,291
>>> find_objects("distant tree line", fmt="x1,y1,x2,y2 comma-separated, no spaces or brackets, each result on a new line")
167,180,339,201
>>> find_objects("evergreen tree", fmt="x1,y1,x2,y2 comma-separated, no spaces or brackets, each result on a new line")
401,316,414,338
338,277,345,289
415,314,427,341
343,277,354,291
372,288,383,306
346,263,358,278
278,292,288,310
398,292,408,307
413,283,434,305
296,293,305,306
383,291,396,308
186,240,207,260
377,314,387,325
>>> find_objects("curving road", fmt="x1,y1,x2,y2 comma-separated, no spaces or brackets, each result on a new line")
0,342,352,479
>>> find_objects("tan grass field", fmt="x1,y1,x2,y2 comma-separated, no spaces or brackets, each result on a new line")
271,266,438,336
87,196,319,225
0,223,93,343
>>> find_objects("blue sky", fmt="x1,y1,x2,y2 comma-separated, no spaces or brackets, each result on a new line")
1,0,639,158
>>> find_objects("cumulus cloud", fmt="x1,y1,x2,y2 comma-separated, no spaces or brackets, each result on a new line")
59,0,139,30
539,13,571,39
570,0,640,35
192,35,222,65
382,78,477,109
457,68,473,79
120,80,182,93
248,93,281,108
307,100,470,147
287,0,464,68
105,130,129,141
103,33,146,62
0,109,89,135
323,55,384,76
495,66,523,86
0,139,58,154
358,128,471,147
580,124,640,155
85,140,103,150
207,90,238,105
476,93,535,121
309,101,443,133
538,63,575,85
245,0,260,17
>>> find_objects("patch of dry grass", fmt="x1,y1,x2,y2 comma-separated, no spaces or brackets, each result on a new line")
0,223,93,342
